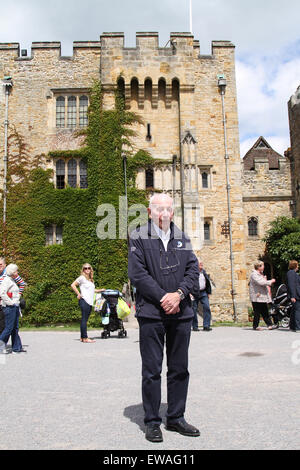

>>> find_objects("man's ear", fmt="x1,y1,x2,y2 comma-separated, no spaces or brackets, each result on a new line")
147,208,152,218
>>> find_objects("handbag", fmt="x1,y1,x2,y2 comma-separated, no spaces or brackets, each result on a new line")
116,297,131,319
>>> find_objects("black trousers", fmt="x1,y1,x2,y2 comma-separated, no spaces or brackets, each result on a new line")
290,300,300,331
138,317,192,425
0,306,5,334
252,302,273,329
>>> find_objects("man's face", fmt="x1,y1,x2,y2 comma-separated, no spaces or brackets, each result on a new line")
0,260,6,273
148,196,174,231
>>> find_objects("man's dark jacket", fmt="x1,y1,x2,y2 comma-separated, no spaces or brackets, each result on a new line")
128,220,199,320
287,269,300,300
194,269,212,300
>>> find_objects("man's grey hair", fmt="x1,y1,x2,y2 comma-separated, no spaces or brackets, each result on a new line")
149,193,174,209
0,258,6,264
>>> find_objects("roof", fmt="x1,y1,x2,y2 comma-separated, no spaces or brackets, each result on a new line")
242,136,284,170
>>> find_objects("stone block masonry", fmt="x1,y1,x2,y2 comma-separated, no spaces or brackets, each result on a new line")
0,32,292,321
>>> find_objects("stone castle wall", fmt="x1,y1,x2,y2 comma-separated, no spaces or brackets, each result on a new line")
288,89,300,218
0,32,293,322
0,41,101,166
242,155,293,281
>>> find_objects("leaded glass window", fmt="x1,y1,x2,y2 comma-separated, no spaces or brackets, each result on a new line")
56,97,65,128
56,159,65,189
79,96,88,127
68,159,77,188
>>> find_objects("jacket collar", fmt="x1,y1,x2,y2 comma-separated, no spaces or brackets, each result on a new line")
147,219,183,241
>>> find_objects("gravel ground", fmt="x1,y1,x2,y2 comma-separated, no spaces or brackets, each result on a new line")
0,325,299,451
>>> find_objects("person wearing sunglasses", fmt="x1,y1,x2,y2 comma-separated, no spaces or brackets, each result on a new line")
71,264,102,343
128,193,200,443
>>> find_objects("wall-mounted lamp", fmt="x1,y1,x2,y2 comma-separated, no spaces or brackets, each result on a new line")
217,74,227,95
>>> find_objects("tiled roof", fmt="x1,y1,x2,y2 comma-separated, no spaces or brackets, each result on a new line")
243,136,284,170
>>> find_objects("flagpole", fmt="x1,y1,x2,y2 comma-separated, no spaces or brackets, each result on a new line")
189,0,193,34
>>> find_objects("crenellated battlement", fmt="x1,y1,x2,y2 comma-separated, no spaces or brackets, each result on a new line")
0,32,234,61
0,40,101,60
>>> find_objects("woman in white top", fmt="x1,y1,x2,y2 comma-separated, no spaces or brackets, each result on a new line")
0,263,24,354
71,263,103,343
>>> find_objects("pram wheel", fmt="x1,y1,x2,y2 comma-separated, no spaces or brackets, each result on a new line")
101,330,110,339
281,317,290,329
118,330,127,338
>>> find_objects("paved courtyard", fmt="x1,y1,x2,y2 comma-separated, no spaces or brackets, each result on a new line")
0,325,299,450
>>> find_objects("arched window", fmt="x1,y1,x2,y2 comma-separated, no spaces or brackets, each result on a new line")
145,78,152,105
202,172,208,189
68,159,77,188
117,77,125,102
131,78,139,105
79,96,88,127
80,160,88,189
172,78,180,102
248,217,258,236
67,96,77,128
56,159,65,189
145,168,154,189
158,78,166,104
56,97,65,128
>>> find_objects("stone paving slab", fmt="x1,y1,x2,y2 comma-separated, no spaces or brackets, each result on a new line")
0,326,299,450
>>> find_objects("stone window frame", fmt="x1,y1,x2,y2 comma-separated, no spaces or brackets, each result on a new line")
45,224,63,246
203,217,214,244
145,167,154,189
199,166,213,190
52,89,90,129
54,157,88,189
248,217,259,237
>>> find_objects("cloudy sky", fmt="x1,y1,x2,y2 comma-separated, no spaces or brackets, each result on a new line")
1,0,300,157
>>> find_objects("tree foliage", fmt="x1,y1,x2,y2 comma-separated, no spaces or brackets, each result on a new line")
264,216,300,276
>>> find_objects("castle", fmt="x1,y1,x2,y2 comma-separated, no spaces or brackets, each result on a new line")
0,32,296,321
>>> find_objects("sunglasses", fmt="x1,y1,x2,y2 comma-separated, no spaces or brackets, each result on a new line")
84,267,91,270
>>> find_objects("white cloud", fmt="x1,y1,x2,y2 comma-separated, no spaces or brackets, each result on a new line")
0,0,300,157
236,51,300,156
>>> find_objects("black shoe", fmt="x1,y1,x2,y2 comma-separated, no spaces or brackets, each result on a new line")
192,327,199,331
203,327,212,331
145,424,163,443
166,418,200,437
12,349,27,354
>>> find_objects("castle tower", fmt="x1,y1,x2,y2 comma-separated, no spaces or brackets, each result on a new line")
288,86,300,218
0,32,248,320
99,32,247,319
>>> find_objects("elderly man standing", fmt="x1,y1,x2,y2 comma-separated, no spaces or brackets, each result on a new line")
128,193,200,443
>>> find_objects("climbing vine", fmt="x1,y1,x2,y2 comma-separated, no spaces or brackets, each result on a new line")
0,79,156,326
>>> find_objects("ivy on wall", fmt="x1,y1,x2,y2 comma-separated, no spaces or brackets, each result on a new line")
0,80,155,326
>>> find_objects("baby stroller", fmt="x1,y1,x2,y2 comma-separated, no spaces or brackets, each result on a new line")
270,284,293,328
99,289,128,339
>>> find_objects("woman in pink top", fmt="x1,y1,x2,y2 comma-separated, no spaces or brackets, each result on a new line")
249,261,276,330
